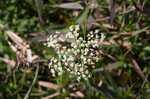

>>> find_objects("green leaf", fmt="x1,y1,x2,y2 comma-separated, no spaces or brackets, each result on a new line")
132,26,150,36
93,61,124,72
0,42,3,52
144,46,150,52
74,6,89,24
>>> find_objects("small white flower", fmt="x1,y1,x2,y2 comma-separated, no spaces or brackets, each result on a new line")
77,72,81,75
82,74,86,78
78,37,83,41
67,49,71,52
96,34,99,39
76,49,80,53
78,64,82,67
65,62,68,66
52,73,56,77
63,55,67,60
87,33,90,37
67,68,71,72
88,74,91,78
100,33,105,42
53,34,58,38
53,59,57,63
74,51,78,56
70,63,74,68
84,51,88,55
76,39,81,44
87,59,91,63
45,24,105,81
75,32,79,37
74,66,78,72
90,49,94,52
69,25,74,31
85,70,89,75
96,51,99,55
91,61,94,65
83,58,87,63
77,77,81,81
90,31,93,34
90,53,94,56
51,69,55,74
58,72,62,76
75,25,80,31
95,29,99,34
80,55,84,59
68,56,74,61
87,41,91,45
92,43,99,48
58,67,62,71
95,57,99,62
62,46,67,49
81,49,85,54
54,65,57,69
56,31,60,34
48,61,53,66
58,37,65,42
90,34,94,38
79,67,84,72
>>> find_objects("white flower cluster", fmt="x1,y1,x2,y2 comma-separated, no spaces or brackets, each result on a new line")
44,25,105,81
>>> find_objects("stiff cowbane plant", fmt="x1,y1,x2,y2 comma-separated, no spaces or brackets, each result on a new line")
44,25,105,81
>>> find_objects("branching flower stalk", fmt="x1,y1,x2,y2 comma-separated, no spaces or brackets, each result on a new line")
44,25,105,81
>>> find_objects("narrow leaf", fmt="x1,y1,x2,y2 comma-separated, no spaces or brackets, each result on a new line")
93,61,124,72
51,2,83,10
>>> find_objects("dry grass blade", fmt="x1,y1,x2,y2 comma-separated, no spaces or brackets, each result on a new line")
0,23,38,64
0,57,15,67
0,24,24,48
39,81,85,98
70,91,84,98
7,41,17,52
99,50,117,61
26,49,32,63
42,92,59,99
98,40,131,50
38,81,58,90
133,1,150,16
94,7,135,22
51,2,83,10
131,58,150,85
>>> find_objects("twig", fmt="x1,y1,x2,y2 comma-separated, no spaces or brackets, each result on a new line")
24,65,39,99
110,0,116,26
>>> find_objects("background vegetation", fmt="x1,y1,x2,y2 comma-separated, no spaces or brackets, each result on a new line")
0,0,150,98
